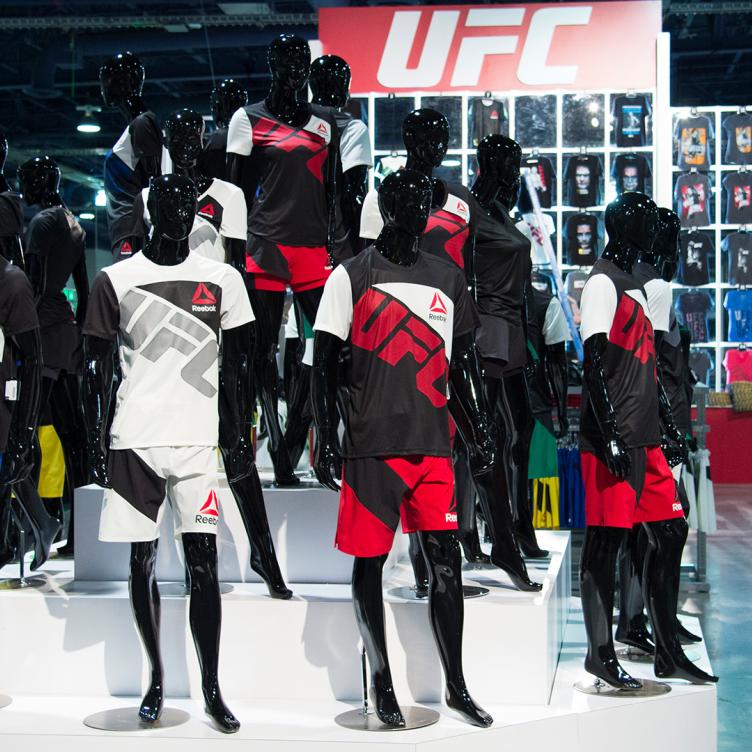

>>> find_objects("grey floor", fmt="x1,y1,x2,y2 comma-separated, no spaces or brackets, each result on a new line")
684,485,751,752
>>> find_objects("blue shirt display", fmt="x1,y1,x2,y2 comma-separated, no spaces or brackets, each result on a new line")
725,289,752,342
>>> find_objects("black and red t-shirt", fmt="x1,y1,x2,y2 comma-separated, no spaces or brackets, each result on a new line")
579,258,660,453
313,246,477,458
226,101,336,247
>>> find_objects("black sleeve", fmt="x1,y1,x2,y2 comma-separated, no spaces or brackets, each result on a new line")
130,113,163,160
452,267,479,338
0,267,38,337
24,210,57,258
0,194,23,238
82,272,119,340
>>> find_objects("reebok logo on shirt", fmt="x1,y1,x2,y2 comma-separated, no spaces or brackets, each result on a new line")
429,292,448,321
195,489,220,525
121,240,133,255
445,512,457,523
192,282,217,312
198,202,215,218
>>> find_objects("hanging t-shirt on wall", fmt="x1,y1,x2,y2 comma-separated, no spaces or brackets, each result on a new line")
722,231,752,285
612,94,651,147
676,291,713,343
470,98,506,146
675,172,712,228
612,153,652,195
520,154,555,209
674,114,714,171
689,349,713,385
564,213,599,266
564,154,602,208
722,112,752,165
724,348,752,383
723,171,752,224
725,290,752,342
679,231,712,286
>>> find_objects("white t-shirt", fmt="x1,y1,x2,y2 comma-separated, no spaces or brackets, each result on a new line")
340,118,372,173
359,187,381,240
632,261,673,334
141,179,247,263
543,297,572,345
83,251,253,449
516,213,556,266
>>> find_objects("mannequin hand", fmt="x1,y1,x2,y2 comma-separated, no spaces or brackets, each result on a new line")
688,435,698,453
87,442,112,489
661,435,688,468
223,433,255,484
313,432,341,492
603,427,631,479
0,442,32,485
469,416,497,477
555,416,569,440
524,354,538,381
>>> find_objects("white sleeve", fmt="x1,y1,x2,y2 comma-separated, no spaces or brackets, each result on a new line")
313,264,353,341
579,274,617,343
141,187,152,230
644,278,672,333
227,108,253,157
220,185,248,241
284,312,298,339
340,119,372,172
220,267,255,329
359,188,383,240
543,297,571,344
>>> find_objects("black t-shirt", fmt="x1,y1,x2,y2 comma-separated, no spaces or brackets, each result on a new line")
520,155,555,209
722,113,752,165
660,309,692,436
612,94,651,147
0,258,39,452
674,115,714,171
674,172,712,228
313,246,477,458
24,206,85,327
689,349,712,384
199,128,228,182
227,101,336,246
723,171,752,224
471,98,506,146
565,213,599,265
723,231,752,285
0,192,23,238
564,154,602,208
676,291,713,343
579,258,660,452
612,153,652,195
679,231,712,286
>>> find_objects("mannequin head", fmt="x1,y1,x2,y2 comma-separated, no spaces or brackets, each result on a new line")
402,109,449,174
603,191,659,272
378,169,432,238
475,135,522,210
17,156,61,206
309,55,351,108
210,79,248,128
268,34,310,92
147,174,197,242
165,109,205,170
100,52,144,107
655,207,681,282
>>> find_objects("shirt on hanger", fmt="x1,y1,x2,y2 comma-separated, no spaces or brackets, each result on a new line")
564,213,599,265
722,112,752,165
676,290,713,343
674,114,714,171
725,289,752,342
723,171,752,224
564,154,602,208
612,153,652,195
674,172,712,228
612,94,651,147
679,230,712,286
724,347,752,382
516,212,556,266
689,349,713,384
471,98,506,146
565,270,588,326
520,154,555,208
722,231,752,285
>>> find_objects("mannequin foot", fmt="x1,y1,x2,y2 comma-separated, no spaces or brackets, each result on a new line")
460,536,491,565
677,621,702,644
250,555,293,600
203,682,241,733
139,678,164,723
584,656,643,690
269,445,300,487
490,546,542,592
369,683,405,727
515,530,549,559
615,624,655,655
30,517,62,571
445,682,493,727
654,648,718,684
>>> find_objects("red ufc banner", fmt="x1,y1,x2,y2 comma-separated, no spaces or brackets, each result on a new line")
319,2,661,94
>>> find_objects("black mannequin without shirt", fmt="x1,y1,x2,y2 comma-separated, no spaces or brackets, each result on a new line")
0,133,24,268
199,79,248,183
83,175,245,731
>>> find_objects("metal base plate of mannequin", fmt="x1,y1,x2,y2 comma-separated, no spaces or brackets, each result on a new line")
0,521,48,591
387,585,489,600
83,707,190,731
574,677,672,697
615,646,699,664
158,582,234,597
0,695,12,710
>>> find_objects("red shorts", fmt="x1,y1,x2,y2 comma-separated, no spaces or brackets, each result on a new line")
581,446,683,528
245,235,331,293
336,455,457,557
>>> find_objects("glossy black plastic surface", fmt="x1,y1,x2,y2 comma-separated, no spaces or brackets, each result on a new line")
211,79,248,128
309,55,350,109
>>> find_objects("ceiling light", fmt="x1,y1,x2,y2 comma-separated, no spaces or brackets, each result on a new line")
79,212,95,220
76,104,101,134
443,159,461,167
95,189,106,207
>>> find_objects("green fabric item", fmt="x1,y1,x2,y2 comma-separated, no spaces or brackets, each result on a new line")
302,314,314,339
528,418,558,479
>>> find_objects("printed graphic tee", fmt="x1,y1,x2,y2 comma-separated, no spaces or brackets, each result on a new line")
612,153,652,195
724,289,752,342
227,101,335,246
676,291,713,343
565,213,599,265
724,347,752,383
724,231,752,285
675,172,712,228
690,349,713,384
516,212,556,266
722,113,752,165
520,154,555,209
314,247,477,458
471,98,506,146
579,258,660,452
564,154,602,208
674,114,714,170
83,251,253,449
612,94,651,147
723,171,752,224
679,231,712,286
565,270,588,326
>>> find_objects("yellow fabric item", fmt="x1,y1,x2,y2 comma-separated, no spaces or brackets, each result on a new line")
532,476,560,529
38,425,65,498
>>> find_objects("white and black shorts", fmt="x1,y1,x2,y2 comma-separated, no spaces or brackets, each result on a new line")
99,446,221,542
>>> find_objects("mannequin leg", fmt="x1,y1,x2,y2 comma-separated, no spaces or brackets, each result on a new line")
673,477,702,644
222,456,292,600
182,533,240,732
642,518,718,684
283,364,312,469
129,541,164,723
0,486,15,569
351,554,404,727
246,288,298,486
454,439,490,565
580,526,642,689
407,532,429,596
501,372,547,558
615,525,654,653
14,477,61,570
418,530,492,727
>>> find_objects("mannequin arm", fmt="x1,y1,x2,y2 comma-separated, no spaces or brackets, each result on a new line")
583,333,631,478
341,166,369,256
223,237,248,279
227,154,262,215
0,235,24,268
545,342,569,437
654,331,688,464
24,253,44,302
0,329,42,485
72,254,89,326
448,332,496,476
219,321,255,482
311,330,344,491
82,334,116,488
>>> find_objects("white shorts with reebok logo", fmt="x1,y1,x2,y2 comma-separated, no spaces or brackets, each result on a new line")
99,446,221,542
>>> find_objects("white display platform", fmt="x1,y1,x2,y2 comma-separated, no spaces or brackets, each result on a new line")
0,531,569,706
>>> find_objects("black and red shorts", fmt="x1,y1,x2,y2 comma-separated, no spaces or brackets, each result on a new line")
581,445,684,528
245,235,331,293
336,455,457,557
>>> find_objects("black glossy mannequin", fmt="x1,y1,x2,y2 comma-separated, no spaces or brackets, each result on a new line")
580,193,717,689
83,175,242,731
0,133,24,268
17,156,88,556
471,135,548,560
200,80,248,183
312,170,493,728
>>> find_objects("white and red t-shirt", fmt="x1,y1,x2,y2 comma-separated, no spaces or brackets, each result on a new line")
83,251,253,449
632,261,673,334
314,247,477,458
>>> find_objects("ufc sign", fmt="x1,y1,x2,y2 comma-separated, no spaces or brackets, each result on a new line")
319,2,660,93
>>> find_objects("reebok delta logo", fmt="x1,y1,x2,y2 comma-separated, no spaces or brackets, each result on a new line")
198,202,215,218
672,503,683,513
429,292,448,322
192,282,217,313
121,240,133,256
316,122,329,137
455,200,467,216
195,490,220,526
